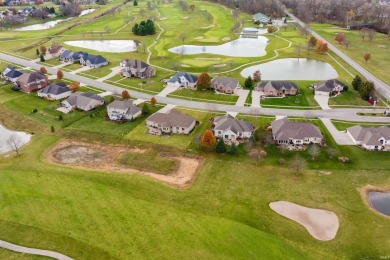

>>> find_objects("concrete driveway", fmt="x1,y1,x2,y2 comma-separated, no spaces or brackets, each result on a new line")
251,90,262,108
314,94,331,110
157,85,180,97
96,66,122,82
69,66,92,75
235,89,250,107
320,118,354,145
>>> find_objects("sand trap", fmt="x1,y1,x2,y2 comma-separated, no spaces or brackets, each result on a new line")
201,24,215,29
182,16,189,20
194,36,204,40
270,201,339,241
222,37,230,41
181,64,190,67
159,17,167,20
377,45,387,48
195,57,221,60
213,64,226,67
47,140,203,188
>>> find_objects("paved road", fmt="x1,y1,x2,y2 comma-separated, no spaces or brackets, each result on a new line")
285,10,390,102
1,52,390,123
0,240,73,260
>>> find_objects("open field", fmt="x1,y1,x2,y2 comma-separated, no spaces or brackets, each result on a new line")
310,23,390,85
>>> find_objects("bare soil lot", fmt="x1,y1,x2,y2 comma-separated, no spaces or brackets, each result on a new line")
47,140,204,188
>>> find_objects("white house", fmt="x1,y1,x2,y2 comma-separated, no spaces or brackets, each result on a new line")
213,115,254,141
347,125,390,151
313,79,346,96
61,92,104,112
38,82,71,100
1,66,23,82
146,109,196,135
107,100,142,121
166,72,198,89
271,117,323,146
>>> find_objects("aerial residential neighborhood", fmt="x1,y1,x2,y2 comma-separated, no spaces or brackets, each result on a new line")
0,0,389,259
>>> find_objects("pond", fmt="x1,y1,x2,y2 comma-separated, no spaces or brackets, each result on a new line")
15,9,96,31
15,20,65,31
241,58,339,80
64,40,138,53
79,9,96,17
168,36,269,57
368,191,390,217
0,124,31,154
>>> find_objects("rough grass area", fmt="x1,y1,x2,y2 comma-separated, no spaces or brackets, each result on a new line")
117,149,177,175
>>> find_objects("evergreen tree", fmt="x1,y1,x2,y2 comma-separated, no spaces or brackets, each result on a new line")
133,0,138,6
51,125,55,133
36,48,40,56
227,143,237,155
352,75,362,91
40,54,45,62
359,81,375,101
216,138,227,153
142,102,150,114
244,76,253,89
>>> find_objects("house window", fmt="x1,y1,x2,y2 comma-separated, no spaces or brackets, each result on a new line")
224,135,229,139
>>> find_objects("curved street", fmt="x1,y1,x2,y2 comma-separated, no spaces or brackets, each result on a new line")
285,10,390,102
1,52,389,123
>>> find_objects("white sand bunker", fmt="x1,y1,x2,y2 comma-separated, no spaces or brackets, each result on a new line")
270,201,339,241
160,17,167,20
377,45,387,48
202,24,215,29
182,16,189,20
194,36,204,40
222,37,230,41
213,64,226,67
195,57,220,60
181,64,190,67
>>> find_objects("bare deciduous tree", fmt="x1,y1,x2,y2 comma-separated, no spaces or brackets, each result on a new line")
7,134,24,156
308,144,320,160
289,155,307,175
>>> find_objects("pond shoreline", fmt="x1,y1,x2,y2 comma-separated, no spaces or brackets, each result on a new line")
359,185,390,219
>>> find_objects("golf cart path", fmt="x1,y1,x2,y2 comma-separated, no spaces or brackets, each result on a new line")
0,240,73,260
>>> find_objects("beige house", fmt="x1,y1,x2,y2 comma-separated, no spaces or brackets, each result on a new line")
255,81,298,97
213,115,254,141
347,125,390,151
210,77,239,94
146,109,196,135
271,117,323,146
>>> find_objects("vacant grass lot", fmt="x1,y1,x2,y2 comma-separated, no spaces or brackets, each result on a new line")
117,149,177,175
168,88,239,104
311,23,390,85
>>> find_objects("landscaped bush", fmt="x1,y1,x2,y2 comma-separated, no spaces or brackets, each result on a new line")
338,156,350,163
32,109,38,113
278,158,286,165
260,150,267,157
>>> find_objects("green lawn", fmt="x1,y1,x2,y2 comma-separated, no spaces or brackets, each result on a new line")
117,149,177,175
311,23,390,85
331,120,390,131
168,88,238,104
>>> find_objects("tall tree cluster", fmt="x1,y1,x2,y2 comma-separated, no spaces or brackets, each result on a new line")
132,20,156,35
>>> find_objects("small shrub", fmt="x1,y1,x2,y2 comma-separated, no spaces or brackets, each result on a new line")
50,125,55,133
259,150,267,157
32,109,38,113
338,156,350,163
278,158,286,165
58,114,63,121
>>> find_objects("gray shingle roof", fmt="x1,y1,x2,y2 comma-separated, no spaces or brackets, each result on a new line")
65,91,104,107
107,100,141,116
147,109,196,128
168,72,198,84
256,81,298,92
314,79,345,92
60,50,74,59
211,77,239,90
271,117,323,141
121,59,150,69
2,66,23,79
347,125,390,146
38,82,69,95
214,115,254,134
16,72,47,84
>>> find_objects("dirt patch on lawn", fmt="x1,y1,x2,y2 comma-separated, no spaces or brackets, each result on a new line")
182,16,189,20
202,24,215,29
46,140,204,188
213,64,226,67
194,36,204,40
159,17,167,20
377,45,387,48
222,37,230,41
181,64,190,67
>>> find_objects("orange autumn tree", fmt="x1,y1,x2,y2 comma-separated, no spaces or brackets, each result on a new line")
57,69,64,80
150,96,157,106
364,53,371,62
315,39,324,52
201,129,216,150
40,67,47,74
69,81,80,92
122,90,130,99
